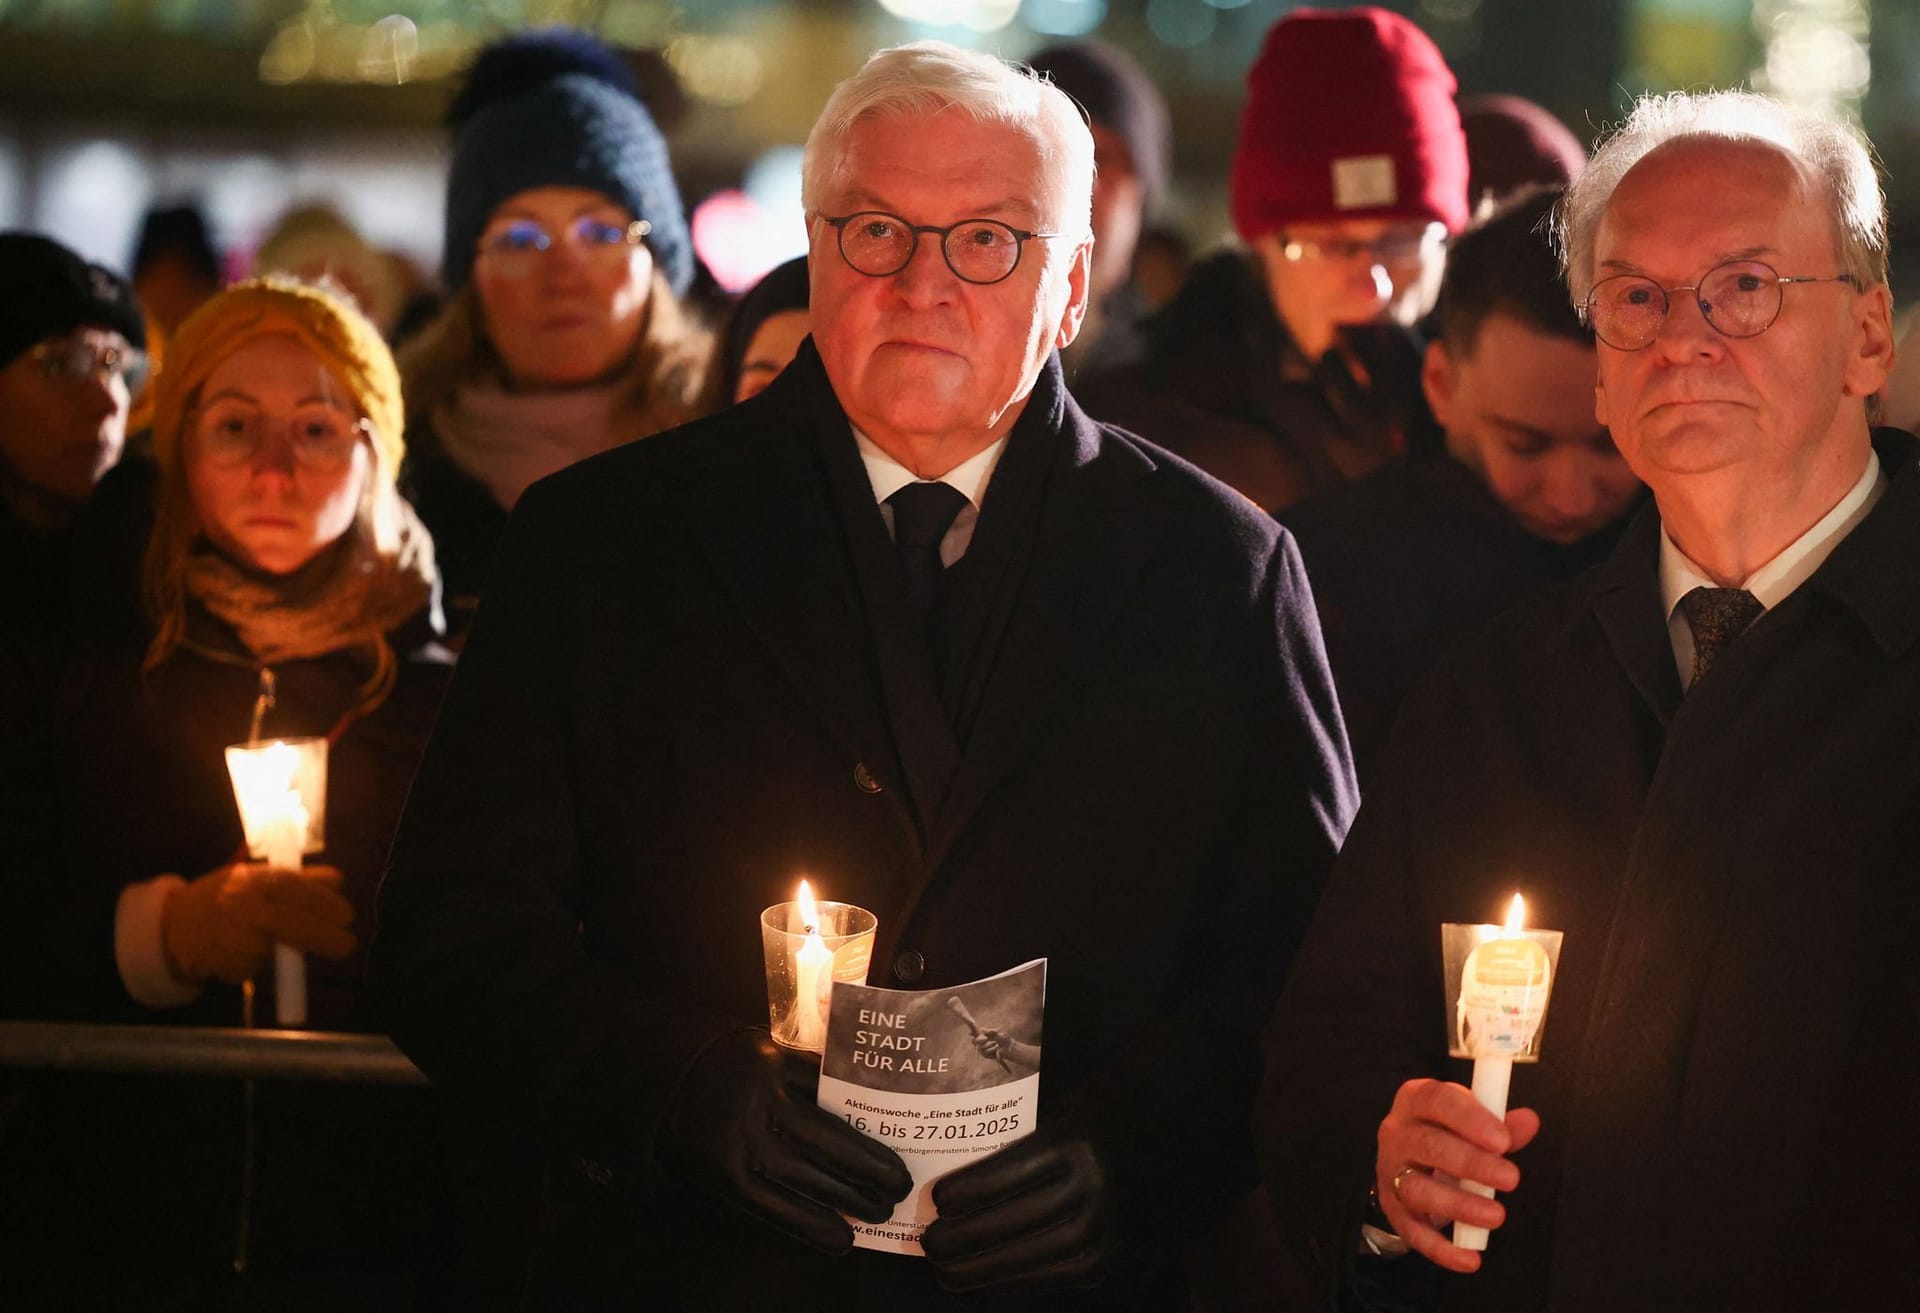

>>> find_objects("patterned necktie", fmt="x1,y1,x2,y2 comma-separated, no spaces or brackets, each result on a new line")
888,481,970,617
1679,586,1764,688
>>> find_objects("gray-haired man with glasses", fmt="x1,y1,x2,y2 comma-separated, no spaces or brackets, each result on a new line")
375,37,1355,1311
1260,89,1920,1312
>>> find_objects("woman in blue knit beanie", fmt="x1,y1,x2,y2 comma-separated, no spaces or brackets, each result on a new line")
399,30,713,639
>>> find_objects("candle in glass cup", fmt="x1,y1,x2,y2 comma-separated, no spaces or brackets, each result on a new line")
760,880,877,1053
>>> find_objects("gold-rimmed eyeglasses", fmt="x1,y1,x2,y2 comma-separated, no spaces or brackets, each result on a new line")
1581,259,1858,351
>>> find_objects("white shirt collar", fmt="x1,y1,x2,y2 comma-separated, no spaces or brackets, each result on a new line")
1658,451,1886,685
1659,451,1886,620
852,427,1008,511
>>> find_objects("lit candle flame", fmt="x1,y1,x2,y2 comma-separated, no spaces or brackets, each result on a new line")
797,878,819,935
1504,893,1527,934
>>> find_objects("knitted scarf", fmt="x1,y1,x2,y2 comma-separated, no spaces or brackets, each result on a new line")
181,497,436,701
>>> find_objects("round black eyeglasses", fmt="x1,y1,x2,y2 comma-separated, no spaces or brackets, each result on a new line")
817,211,1060,286
1581,259,1857,351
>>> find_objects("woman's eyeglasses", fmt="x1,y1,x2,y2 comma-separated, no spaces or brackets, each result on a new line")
192,402,369,472
476,215,653,279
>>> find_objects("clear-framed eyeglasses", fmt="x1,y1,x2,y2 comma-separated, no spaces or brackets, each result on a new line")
816,211,1061,286
1276,222,1447,267
191,401,370,472
476,215,653,279
30,335,148,393
1581,259,1858,352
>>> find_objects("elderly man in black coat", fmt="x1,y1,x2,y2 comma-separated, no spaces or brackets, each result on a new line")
373,39,1355,1312
1260,90,1916,1312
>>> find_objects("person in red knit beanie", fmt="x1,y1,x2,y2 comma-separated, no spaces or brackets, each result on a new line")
1080,7,1470,512
1231,6,1468,365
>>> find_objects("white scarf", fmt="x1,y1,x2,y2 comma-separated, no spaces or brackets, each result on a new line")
433,379,634,511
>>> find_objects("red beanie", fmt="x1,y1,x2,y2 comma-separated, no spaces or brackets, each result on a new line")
1230,7,1469,242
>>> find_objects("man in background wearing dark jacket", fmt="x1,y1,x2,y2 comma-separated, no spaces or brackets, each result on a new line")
374,38,1355,1312
1284,187,1644,780
1081,7,1467,512
1261,89,1917,1312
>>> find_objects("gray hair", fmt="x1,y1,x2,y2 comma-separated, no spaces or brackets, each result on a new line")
1556,89,1887,305
801,40,1095,239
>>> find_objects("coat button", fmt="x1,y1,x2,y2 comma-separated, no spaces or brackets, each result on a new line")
853,762,883,794
893,950,925,983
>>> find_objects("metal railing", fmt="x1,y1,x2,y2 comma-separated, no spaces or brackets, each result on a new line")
0,1021,426,1084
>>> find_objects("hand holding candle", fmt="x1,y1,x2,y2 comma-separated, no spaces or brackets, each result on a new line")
1439,894,1564,1253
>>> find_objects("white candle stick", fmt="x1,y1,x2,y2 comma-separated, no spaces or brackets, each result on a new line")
227,741,316,1029
261,802,310,1028
1453,1052,1512,1250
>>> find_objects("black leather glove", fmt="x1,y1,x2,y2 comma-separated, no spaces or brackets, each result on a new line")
922,1123,1128,1294
662,1030,912,1254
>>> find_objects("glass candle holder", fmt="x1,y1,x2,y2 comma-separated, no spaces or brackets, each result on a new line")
1441,920,1566,1062
224,737,329,864
760,899,877,1053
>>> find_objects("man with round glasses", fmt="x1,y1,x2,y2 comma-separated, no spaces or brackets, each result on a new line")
376,38,1355,1310
1260,90,1919,1311
0,232,147,615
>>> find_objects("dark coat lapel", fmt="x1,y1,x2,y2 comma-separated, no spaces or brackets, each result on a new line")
798,352,962,844
1586,502,1682,726
670,347,924,851
922,378,1165,878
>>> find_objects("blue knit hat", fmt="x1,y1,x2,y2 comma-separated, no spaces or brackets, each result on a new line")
443,70,692,297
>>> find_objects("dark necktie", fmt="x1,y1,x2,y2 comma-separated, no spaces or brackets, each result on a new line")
888,481,970,617
1679,585,1764,688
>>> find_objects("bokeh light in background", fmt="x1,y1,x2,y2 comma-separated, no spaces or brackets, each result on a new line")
1754,0,1870,116
875,0,1022,34
37,139,151,269
0,0,1912,297
1024,0,1107,39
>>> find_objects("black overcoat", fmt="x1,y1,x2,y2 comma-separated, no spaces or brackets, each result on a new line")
372,344,1358,1310
1260,428,1920,1312
1281,455,1639,784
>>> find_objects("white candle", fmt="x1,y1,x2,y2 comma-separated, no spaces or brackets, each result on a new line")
1454,894,1546,1252
789,880,832,1051
229,742,313,1028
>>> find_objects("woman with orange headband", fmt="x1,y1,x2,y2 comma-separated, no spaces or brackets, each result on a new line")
0,278,455,1309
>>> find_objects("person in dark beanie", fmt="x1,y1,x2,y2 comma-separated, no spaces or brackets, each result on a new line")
132,204,222,339
1081,6,1467,512
0,232,147,619
1281,187,1643,782
400,28,712,640
1026,41,1171,379
716,254,810,404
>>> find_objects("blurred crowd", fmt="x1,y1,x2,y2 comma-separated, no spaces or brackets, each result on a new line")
0,11,1914,1313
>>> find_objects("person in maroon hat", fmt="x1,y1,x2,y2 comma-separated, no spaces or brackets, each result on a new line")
1080,6,1468,513
1459,93,1587,208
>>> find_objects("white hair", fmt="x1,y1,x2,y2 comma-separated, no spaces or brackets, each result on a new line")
801,40,1095,239
1556,89,1888,304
